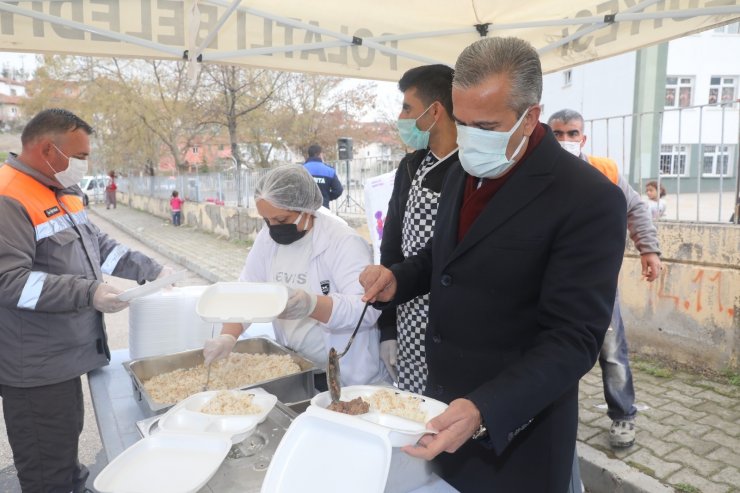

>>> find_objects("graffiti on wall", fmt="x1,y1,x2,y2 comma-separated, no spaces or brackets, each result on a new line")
652,265,736,318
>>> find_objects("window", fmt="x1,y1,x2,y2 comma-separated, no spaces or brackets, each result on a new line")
191,145,200,154
665,76,693,108
660,145,689,176
714,22,740,34
708,76,736,104
563,70,572,87
702,145,734,177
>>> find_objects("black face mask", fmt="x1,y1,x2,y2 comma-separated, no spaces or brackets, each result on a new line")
265,219,307,245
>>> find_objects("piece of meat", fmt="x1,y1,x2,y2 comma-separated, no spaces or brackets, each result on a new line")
327,397,369,415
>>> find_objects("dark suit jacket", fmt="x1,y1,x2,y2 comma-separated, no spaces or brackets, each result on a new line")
389,128,627,492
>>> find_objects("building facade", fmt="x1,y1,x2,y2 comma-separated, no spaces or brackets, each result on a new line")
540,22,739,202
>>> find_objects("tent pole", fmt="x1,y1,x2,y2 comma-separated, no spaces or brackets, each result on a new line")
539,0,662,55
192,0,243,60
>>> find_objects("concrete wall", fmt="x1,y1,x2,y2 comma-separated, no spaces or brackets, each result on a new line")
621,222,739,371
120,191,739,371
119,191,264,242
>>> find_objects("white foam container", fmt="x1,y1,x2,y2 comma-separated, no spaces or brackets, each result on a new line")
196,282,289,323
309,385,448,447
117,270,188,301
158,388,277,444
129,285,220,360
94,432,231,493
261,411,392,493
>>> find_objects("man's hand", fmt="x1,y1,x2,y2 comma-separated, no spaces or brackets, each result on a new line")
203,334,237,365
402,398,482,460
279,288,318,320
92,283,129,313
380,340,398,382
641,252,662,282
359,265,397,303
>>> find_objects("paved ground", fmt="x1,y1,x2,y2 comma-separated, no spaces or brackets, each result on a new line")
1,203,737,492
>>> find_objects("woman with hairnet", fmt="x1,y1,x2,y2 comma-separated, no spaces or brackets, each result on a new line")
203,165,390,388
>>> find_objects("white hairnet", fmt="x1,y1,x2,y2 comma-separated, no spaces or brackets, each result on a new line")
255,164,324,213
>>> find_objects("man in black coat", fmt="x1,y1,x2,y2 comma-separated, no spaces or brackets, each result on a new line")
361,37,626,492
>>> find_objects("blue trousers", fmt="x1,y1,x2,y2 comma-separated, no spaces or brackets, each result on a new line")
600,291,637,421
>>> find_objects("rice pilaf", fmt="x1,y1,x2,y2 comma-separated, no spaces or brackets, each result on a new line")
143,353,300,404
200,391,260,415
367,389,427,423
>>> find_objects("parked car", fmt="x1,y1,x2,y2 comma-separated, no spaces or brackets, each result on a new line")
78,175,110,206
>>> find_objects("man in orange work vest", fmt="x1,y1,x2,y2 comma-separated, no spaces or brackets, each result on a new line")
0,109,173,492
548,109,662,450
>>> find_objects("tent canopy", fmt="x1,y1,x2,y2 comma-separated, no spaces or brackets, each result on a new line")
0,0,738,80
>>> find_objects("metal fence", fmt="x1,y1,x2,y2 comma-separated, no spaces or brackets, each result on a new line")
117,155,399,217
583,101,739,223
120,103,739,224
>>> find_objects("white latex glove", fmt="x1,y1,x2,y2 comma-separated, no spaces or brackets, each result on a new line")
203,334,237,366
156,265,177,291
380,339,398,382
92,283,129,313
156,265,176,280
279,288,318,320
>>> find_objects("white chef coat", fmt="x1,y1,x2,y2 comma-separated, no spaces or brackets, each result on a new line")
239,213,390,386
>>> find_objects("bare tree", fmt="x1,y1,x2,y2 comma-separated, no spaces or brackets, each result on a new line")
198,65,284,205
275,73,378,162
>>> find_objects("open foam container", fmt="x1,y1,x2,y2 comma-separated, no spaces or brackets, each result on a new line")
261,386,443,493
196,282,289,323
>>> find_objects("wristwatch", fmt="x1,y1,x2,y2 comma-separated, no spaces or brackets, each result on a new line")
471,419,488,440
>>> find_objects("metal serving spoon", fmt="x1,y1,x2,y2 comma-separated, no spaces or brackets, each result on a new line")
203,323,216,392
202,363,212,392
327,301,370,403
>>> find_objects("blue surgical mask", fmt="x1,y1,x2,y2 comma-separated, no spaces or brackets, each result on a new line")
396,104,436,150
456,110,530,179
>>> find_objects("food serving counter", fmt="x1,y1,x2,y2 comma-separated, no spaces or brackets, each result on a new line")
88,348,458,493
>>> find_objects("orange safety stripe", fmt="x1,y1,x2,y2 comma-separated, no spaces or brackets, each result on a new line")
586,155,619,185
0,164,84,228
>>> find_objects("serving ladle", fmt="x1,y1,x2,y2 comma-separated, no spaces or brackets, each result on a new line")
327,301,370,403
202,323,216,392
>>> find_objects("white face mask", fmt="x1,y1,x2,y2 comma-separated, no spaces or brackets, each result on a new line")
46,144,88,189
456,109,530,179
559,140,582,157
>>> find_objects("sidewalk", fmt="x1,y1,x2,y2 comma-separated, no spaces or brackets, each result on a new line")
90,204,740,493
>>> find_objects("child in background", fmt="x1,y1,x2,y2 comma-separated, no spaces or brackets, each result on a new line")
645,181,666,221
105,171,117,209
170,190,184,226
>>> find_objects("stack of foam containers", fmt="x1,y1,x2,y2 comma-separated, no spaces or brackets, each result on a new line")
128,285,222,359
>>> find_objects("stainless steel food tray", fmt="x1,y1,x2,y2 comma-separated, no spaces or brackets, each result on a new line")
123,337,318,413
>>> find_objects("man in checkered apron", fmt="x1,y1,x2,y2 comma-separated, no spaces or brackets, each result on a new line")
378,65,460,393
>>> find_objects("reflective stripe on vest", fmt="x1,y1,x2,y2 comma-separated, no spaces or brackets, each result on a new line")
586,155,619,185
101,244,129,274
17,271,47,310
